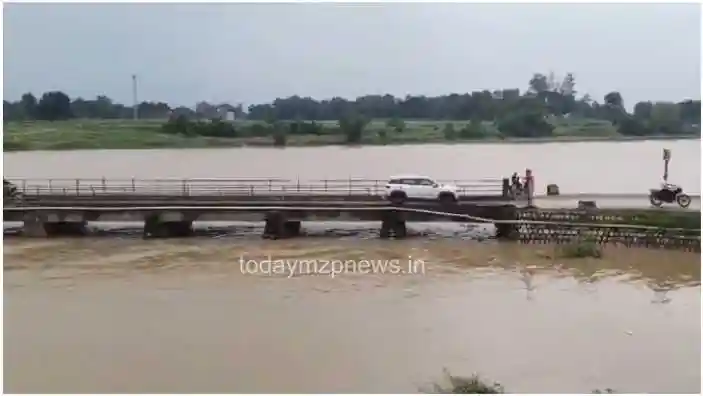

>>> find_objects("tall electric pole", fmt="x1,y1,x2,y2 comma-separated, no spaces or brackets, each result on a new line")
132,74,138,120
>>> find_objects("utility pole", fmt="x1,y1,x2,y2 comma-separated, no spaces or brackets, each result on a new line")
132,74,138,120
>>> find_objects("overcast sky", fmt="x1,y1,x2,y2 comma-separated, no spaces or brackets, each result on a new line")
3,2,701,109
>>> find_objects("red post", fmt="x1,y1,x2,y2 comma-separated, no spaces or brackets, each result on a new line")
525,168,534,207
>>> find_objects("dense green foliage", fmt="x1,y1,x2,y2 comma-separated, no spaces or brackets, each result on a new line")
4,72,700,148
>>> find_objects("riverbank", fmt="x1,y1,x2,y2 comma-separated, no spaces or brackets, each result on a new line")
3,119,699,151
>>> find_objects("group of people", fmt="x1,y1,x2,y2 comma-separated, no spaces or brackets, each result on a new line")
510,172,524,193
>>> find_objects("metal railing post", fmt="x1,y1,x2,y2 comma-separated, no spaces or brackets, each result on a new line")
75,179,80,196
102,177,106,192
502,178,511,199
131,178,136,192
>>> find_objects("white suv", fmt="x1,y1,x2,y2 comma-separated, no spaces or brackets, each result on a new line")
383,175,459,204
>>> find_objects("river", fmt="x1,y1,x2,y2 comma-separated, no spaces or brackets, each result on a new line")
3,141,702,393
3,140,701,194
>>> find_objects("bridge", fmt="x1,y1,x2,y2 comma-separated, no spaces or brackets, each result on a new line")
6,177,700,208
3,177,700,250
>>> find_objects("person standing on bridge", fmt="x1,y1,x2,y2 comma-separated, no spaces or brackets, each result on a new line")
511,172,522,193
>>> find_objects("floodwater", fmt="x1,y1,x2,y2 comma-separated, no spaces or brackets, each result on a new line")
3,236,701,393
4,140,701,194
3,141,702,393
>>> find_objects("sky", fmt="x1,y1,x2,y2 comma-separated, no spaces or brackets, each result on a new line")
3,2,701,109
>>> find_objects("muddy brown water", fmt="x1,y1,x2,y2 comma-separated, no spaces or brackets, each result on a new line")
4,140,701,194
3,235,701,393
3,141,702,393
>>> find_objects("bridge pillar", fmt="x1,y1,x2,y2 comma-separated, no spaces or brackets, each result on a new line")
380,210,407,239
23,217,48,237
494,205,519,240
22,212,87,237
143,213,193,238
263,212,301,239
284,221,302,237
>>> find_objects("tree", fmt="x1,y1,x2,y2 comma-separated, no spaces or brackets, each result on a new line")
618,116,649,136
19,93,38,119
678,100,701,125
633,101,653,120
386,117,406,133
272,124,287,147
443,123,457,140
528,73,549,95
559,73,576,97
649,102,681,135
459,119,485,139
3,74,699,140
36,91,73,121
497,110,554,138
604,92,624,109
339,113,368,144
603,92,625,125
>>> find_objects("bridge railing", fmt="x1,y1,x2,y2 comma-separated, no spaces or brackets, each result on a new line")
7,177,508,198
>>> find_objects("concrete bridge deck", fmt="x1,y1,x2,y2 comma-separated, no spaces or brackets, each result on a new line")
4,177,699,244
7,177,700,211
14,194,701,211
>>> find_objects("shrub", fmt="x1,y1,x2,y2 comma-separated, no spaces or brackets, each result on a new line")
273,128,287,147
460,119,486,139
443,123,457,140
559,238,603,259
425,370,504,394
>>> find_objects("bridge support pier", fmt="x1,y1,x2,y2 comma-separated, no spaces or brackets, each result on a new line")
263,211,301,239
380,210,407,239
22,213,88,237
143,214,193,238
494,206,519,240
284,220,302,237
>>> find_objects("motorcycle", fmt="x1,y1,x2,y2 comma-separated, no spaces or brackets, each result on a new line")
649,183,691,208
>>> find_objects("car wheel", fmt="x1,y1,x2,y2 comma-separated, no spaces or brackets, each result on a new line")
389,191,407,205
439,192,457,205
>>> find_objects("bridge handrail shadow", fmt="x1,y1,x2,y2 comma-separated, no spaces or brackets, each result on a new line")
6,177,506,198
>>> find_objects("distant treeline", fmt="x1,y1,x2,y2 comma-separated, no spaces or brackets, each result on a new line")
4,72,700,139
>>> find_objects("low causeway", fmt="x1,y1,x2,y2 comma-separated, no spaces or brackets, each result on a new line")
3,177,700,251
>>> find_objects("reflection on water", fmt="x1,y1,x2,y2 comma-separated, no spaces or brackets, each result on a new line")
3,236,700,394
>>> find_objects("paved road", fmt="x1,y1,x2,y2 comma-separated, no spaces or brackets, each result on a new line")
529,195,701,210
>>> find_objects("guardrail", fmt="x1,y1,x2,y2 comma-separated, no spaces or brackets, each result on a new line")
5,177,508,198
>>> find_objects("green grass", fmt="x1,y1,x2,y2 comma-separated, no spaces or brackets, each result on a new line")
2,118,698,151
